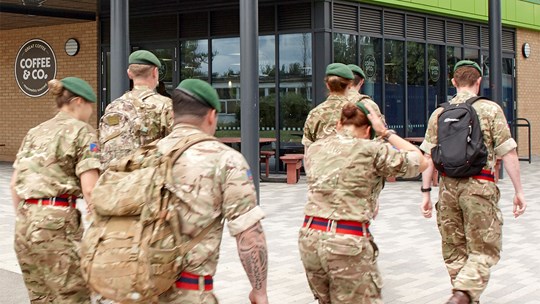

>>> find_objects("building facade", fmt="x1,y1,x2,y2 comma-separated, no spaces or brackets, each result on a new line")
0,0,538,163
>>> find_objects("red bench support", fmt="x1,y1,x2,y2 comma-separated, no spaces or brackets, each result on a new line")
280,154,304,184
260,150,275,178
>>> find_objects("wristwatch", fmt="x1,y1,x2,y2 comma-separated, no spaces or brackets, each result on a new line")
420,187,432,192
382,129,397,142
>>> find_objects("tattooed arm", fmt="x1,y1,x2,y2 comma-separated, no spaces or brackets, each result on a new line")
235,221,269,304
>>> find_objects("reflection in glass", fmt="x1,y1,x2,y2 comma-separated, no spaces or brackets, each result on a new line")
333,33,357,64
359,36,382,109
279,33,312,151
212,37,240,130
427,44,444,115
181,40,209,80
407,42,425,137
258,35,276,136
447,46,462,98
384,40,405,135
149,48,175,94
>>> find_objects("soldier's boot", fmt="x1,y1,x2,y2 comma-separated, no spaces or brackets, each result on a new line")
445,290,470,304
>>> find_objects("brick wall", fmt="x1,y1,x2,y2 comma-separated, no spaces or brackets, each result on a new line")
516,29,540,158
0,21,98,162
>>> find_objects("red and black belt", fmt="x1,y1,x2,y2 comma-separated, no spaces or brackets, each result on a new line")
303,216,370,237
441,169,495,182
24,194,78,208
175,272,213,291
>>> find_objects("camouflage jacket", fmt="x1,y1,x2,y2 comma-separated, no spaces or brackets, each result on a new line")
347,90,386,124
304,129,421,222
420,91,517,171
156,124,265,275
99,85,173,169
13,111,101,199
302,94,350,148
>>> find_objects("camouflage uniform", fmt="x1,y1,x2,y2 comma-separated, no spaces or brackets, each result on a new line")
420,91,517,303
299,130,421,304
347,90,384,123
13,111,100,304
302,94,349,148
99,85,173,169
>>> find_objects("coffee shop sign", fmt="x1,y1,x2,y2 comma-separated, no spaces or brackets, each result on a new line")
15,39,57,97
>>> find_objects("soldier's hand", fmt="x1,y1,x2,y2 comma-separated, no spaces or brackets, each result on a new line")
513,192,526,218
249,289,269,304
421,195,433,218
363,104,386,135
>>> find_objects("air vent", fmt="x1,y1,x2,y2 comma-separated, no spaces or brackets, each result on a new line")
383,11,404,37
427,18,444,42
406,15,425,40
180,12,208,38
131,15,177,42
333,3,358,31
360,8,381,34
481,27,489,48
278,3,311,31
259,5,275,33
446,21,462,44
502,30,515,51
211,9,240,36
464,24,479,46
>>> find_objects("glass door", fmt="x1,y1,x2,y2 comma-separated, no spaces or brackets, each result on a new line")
133,44,178,96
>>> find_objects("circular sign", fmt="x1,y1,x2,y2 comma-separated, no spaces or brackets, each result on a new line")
15,39,57,97
428,58,440,82
363,54,376,79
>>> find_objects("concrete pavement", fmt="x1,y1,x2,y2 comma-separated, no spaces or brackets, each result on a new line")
1,158,539,304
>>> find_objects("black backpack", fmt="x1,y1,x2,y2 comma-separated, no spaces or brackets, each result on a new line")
431,96,488,178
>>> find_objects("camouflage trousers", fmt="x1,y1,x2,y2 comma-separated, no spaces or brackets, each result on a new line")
436,177,503,303
14,203,90,304
298,225,383,304
93,286,218,304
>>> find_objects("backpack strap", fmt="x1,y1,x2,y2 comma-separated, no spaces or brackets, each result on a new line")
178,216,222,256
465,96,485,105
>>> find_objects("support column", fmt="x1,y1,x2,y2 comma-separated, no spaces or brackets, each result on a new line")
489,0,504,179
240,0,260,201
110,0,130,101
312,0,332,106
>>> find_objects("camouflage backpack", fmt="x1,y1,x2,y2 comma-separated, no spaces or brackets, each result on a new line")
99,89,159,169
81,133,219,303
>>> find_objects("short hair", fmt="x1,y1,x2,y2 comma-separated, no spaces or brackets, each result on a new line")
352,74,362,86
324,75,351,93
128,64,154,78
453,66,481,87
340,103,370,128
171,89,213,118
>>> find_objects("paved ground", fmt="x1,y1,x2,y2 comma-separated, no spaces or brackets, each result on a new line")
0,158,539,304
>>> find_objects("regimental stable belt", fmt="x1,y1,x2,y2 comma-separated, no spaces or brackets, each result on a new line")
441,169,495,182
303,216,370,237
175,272,213,291
24,194,77,208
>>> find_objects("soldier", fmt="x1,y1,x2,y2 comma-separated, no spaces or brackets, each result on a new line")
99,50,173,169
302,63,354,149
346,64,384,122
420,60,527,304
10,77,100,303
299,102,427,303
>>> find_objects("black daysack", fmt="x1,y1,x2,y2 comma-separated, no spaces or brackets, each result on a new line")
431,96,488,178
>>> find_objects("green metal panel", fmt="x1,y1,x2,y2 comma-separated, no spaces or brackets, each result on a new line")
352,0,540,30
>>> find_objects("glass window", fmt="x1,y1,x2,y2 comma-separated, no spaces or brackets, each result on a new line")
212,37,241,133
447,46,462,98
359,36,383,111
384,40,405,135
259,35,277,138
427,44,445,114
333,33,357,64
279,33,312,154
406,41,425,137
181,40,209,80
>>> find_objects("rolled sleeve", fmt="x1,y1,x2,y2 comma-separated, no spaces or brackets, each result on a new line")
402,152,421,178
419,140,435,154
227,206,265,236
76,158,101,177
494,138,517,157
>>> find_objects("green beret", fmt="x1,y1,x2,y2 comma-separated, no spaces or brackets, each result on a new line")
60,77,96,103
453,60,483,77
347,64,366,79
355,102,376,139
177,79,221,112
326,63,354,80
129,50,162,68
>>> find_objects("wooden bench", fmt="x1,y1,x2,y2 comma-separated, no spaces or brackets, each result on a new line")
260,150,275,178
280,154,304,184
